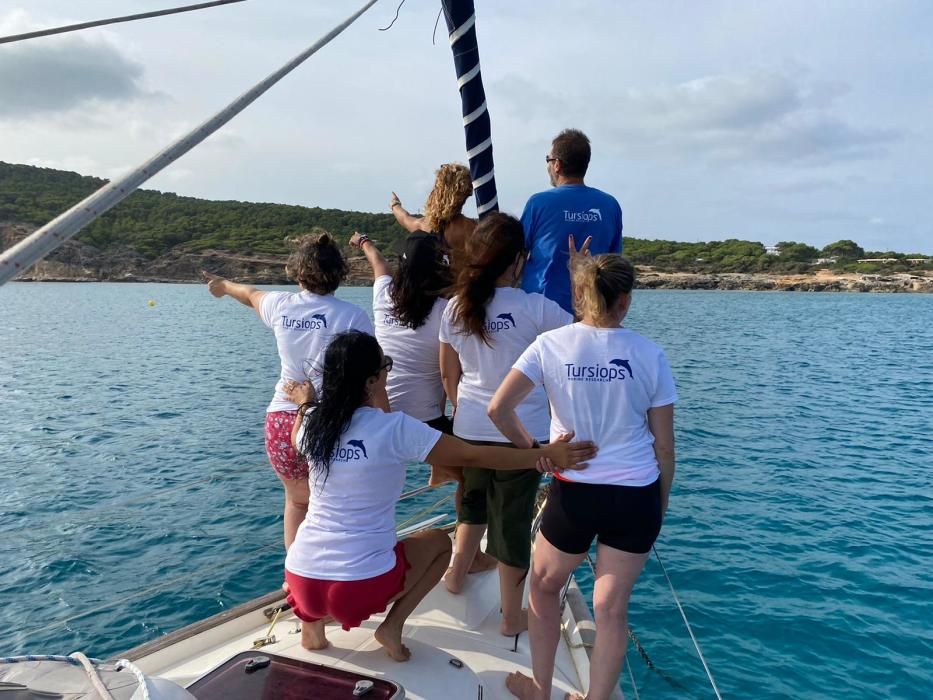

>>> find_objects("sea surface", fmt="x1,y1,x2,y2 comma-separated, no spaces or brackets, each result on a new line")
1,283,931,699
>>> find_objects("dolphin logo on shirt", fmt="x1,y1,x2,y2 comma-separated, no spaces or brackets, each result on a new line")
496,313,516,328
347,439,367,459
588,208,603,221
310,313,328,328
609,358,633,378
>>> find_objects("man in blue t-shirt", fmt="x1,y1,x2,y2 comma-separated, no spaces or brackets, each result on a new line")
520,129,623,313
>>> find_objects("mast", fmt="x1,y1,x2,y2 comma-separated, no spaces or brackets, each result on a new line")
441,0,498,217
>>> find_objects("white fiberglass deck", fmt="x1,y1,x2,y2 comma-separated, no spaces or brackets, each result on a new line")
130,565,619,699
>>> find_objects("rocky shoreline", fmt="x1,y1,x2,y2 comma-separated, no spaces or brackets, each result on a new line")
4,223,931,293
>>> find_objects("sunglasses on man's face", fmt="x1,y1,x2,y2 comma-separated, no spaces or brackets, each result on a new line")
380,355,394,373
545,155,559,164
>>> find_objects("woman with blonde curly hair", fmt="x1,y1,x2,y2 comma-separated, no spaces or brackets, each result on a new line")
202,231,376,550
390,162,476,258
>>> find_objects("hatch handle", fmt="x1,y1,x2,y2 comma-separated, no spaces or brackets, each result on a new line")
353,679,374,696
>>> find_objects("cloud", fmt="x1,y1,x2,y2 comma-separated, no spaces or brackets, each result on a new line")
493,70,901,166
0,10,152,118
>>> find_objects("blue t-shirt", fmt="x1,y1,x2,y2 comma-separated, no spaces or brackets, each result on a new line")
520,184,623,313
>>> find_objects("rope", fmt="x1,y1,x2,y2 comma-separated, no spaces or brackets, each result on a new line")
0,0,246,45
0,655,148,700
585,548,694,693
652,545,723,700
0,0,381,286
377,0,407,31
395,491,454,531
0,654,103,665
623,652,641,700
71,652,116,700
23,541,280,641
432,7,443,45
2,465,263,537
10,472,434,537
21,488,453,643
114,659,152,700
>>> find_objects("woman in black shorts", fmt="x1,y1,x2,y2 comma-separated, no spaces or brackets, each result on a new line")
489,238,677,700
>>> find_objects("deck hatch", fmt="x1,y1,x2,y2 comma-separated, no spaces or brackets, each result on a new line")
185,650,404,699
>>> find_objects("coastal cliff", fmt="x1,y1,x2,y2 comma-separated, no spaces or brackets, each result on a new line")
5,223,930,292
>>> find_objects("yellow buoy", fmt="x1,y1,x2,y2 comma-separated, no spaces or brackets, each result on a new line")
148,300,156,307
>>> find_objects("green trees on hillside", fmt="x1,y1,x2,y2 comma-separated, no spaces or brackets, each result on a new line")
776,241,821,262
0,162,407,257
821,239,864,260
2,161,929,273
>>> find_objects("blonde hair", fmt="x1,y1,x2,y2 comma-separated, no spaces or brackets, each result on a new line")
422,163,473,232
571,254,635,322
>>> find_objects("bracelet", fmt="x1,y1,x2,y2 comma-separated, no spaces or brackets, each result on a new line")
357,235,371,248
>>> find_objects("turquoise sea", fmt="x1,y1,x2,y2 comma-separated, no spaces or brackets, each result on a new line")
1,283,931,699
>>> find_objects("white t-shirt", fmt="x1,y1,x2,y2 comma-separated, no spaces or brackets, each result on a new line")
372,275,448,422
439,287,572,442
285,407,442,580
513,323,677,486
259,290,374,413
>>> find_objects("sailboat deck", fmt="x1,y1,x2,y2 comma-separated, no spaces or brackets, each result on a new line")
127,565,618,699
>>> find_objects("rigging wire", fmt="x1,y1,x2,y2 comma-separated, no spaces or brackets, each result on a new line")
0,0,247,46
3,477,444,536
19,491,453,645
653,545,723,699
21,540,282,642
0,0,382,286
432,7,443,45
378,0,407,31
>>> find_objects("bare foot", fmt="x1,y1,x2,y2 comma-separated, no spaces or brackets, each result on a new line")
500,608,529,636
445,567,465,594
300,620,329,650
374,622,411,662
505,671,541,699
565,693,586,700
468,550,498,573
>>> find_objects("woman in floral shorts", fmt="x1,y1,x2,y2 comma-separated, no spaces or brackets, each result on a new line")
205,232,376,549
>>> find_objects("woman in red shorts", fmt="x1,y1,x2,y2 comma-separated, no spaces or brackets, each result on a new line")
282,330,596,661
204,232,375,550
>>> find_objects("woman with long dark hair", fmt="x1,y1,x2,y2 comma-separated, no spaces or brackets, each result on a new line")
489,241,677,700
439,213,573,635
282,331,596,661
349,229,472,502
348,230,450,428
203,231,374,550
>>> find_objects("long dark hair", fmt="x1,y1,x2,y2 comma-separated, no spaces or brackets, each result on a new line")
298,331,382,482
390,237,452,329
450,212,526,345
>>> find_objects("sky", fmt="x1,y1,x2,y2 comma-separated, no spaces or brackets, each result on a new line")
1,0,932,253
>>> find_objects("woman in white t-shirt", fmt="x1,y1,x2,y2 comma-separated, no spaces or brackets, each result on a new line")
347,231,451,427
203,232,375,550
283,330,595,661
488,243,677,700
439,213,572,636
349,229,470,496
